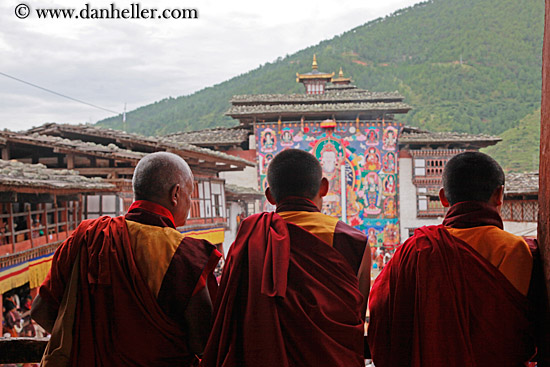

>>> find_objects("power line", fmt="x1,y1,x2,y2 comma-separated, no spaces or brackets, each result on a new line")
0,71,120,115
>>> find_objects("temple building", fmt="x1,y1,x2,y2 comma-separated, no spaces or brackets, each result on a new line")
174,56,512,248
227,57,412,247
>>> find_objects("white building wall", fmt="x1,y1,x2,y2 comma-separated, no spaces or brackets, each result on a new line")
219,166,258,189
503,221,537,237
399,157,441,242
223,201,243,257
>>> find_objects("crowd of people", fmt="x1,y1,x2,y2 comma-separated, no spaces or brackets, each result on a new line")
2,291,48,367
0,149,545,366
2,291,46,339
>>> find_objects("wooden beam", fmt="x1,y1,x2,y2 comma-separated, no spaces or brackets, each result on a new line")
70,167,135,176
8,203,15,252
27,204,34,248
538,2,550,364
57,195,80,202
66,153,75,169
17,193,55,203
42,203,49,241
0,192,17,202
541,0,550,307
0,337,48,363
1,146,9,160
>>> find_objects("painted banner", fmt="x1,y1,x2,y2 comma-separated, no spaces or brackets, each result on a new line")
255,121,402,247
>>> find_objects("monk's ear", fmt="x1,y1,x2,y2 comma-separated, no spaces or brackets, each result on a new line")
170,183,181,207
439,188,450,208
265,187,277,205
319,177,329,198
489,185,504,207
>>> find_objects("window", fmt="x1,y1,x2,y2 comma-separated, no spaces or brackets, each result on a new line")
84,194,122,218
501,200,538,222
414,159,426,176
190,179,226,220
418,196,428,211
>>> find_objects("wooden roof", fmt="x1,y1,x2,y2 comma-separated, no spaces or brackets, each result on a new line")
0,131,145,162
399,129,501,149
227,101,411,120
225,184,263,198
229,89,405,104
0,159,115,194
400,130,502,144
227,85,410,122
24,123,254,170
505,172,539,195
164,127,251,147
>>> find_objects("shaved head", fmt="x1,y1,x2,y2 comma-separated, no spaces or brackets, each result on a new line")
267,149,322,202
133,152,193,202
442,151,504,205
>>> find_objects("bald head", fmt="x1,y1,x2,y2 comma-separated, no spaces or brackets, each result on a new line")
267,149,323,202
442,151,504,205
133,152,193,202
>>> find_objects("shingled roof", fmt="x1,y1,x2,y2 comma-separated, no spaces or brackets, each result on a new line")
25,123,254,168
226,85,411,122
0,159,115,194
164,127,251,146
0,131,146,162
229,89,405,104
225,184,263,198
399,130,501,147
227,101,411,118
505,172,539,195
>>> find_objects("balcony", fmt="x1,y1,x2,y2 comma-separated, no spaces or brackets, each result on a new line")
0,336,373,363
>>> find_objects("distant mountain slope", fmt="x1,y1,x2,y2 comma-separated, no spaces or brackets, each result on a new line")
483,109,541,173
97,0,544,171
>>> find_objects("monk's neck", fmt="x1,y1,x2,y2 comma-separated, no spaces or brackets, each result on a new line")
276,197,320,213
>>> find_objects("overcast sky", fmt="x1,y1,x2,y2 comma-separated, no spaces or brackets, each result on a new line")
0,0,422,131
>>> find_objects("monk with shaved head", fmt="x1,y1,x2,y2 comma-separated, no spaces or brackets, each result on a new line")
32,152,221,367
203,149,370,367
368,152,540,366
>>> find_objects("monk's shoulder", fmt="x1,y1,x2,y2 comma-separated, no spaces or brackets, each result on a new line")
404,225,441,251
180,236,216,253
126,219,184,248
334,220,367,242
477,226,531,254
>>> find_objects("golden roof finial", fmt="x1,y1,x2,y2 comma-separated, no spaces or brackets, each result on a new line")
312,54,318,70
339,67,344,78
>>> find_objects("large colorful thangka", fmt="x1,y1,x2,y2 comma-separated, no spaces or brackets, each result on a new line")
256,120,402,247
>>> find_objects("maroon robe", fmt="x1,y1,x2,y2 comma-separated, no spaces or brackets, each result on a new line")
39,202,220,367
202,211,364,367
368,203,536,367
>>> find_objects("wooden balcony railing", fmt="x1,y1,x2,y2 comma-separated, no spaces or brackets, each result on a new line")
0,201,80,257
0,336,372,363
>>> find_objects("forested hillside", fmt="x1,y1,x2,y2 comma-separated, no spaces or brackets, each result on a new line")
482,109,541,173
97,0,544,172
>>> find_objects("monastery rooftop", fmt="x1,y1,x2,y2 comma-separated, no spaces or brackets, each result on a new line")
0,159,115,193
164,127,251,147
25,123,254,168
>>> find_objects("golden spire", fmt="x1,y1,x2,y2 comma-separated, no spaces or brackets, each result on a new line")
331,67,352,85
312,54,318,70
